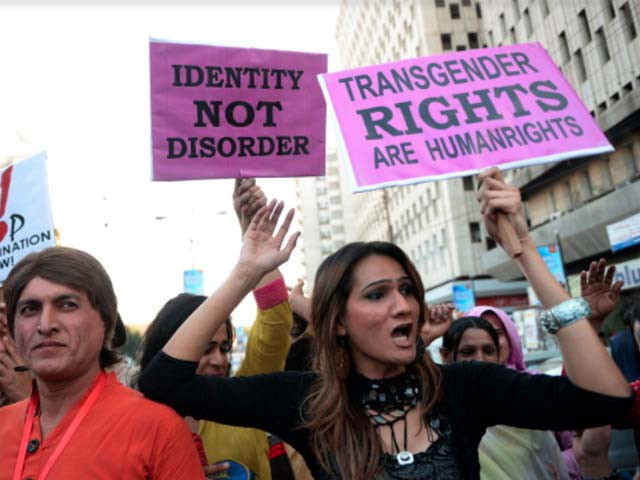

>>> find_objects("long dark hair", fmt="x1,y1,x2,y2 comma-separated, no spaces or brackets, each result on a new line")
138,293,234,372
441,316,500,362
305,241,442,479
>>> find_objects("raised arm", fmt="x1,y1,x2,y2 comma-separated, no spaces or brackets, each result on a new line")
163,200,299,362
233,178,284,290
477,168,630,399
232,180,294,375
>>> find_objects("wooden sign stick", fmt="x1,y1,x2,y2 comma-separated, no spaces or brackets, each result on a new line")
481,170,523,258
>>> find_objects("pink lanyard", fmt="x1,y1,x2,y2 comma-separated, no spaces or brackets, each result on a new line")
13,372,107,480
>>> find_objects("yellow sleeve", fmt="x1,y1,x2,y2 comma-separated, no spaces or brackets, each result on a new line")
236,299,292,377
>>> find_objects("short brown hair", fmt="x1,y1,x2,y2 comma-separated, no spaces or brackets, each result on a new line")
4,246,120,368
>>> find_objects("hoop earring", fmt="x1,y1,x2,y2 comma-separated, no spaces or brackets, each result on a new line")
336,347,350,380
336,336,350,381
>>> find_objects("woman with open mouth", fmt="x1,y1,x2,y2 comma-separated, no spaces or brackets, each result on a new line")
140,169,634,480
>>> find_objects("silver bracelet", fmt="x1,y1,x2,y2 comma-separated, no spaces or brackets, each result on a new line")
539,298,592,334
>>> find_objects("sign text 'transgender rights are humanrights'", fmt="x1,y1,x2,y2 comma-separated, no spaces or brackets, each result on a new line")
319,43,612,192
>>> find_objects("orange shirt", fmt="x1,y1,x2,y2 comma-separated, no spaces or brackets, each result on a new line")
0,372,204,480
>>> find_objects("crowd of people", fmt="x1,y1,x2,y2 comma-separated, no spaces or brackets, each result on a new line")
0,169,638,480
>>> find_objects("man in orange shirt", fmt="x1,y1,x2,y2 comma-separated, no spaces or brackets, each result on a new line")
0,246,204,480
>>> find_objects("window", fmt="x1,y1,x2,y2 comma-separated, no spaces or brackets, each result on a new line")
559,32,570,65
441,33,452,51
499,13,507,38
475,2,482,18
598,101,607,114
469,222,482,243
574,48,587,83
595,27,610,63
435,0,445,7
600,160,613,191
574,171,593,204
512,0,520,21
624,144,639,176
450,3,461,19
578,9,592,43
602,0,616,20
524,8,532,37
462,0,471,5
540,0,549,18
468,32,479,48
621,2,638,41
456,45,467,51
486,236,497,250
462,176,475,191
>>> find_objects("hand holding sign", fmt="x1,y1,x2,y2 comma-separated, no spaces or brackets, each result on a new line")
233,178,267,236
477,167,527,257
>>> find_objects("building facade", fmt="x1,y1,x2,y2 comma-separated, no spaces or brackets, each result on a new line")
479,0,640,302
335,0,529,308
295,150,356,288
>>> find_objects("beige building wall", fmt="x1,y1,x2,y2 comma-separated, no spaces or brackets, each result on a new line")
335,0,490,290
296,150,356,289
478,0,640,279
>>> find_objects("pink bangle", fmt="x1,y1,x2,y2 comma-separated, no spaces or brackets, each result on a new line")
253,277,288,310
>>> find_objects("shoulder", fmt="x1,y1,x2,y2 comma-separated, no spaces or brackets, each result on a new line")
232,369,317,392
101,374,187,427
438,361,537,394
0,398,29,427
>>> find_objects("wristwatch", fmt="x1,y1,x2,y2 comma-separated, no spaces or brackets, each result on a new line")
539,297,592,334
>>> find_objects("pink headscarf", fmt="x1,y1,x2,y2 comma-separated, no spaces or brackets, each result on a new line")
466,306,527,372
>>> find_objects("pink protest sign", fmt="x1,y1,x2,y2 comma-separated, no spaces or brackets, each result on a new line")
150,40,327,180
319,43,613,192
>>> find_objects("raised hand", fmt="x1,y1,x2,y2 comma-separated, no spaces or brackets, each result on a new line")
477,167,530,248
233,178,267,236
238,199,299,278
0,330,32,403
572,426,613,479
289,278,311,321
581,258,623,332
422,303,455,346
204,461,230,478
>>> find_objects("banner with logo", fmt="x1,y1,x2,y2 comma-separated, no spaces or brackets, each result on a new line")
150,40,328,181
319,42,613,192
0,152,55,282
183,268,204,295
606,213,640,252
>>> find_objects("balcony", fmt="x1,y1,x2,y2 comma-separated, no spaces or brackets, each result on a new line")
481,180,640,281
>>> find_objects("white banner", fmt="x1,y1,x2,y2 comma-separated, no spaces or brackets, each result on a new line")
0,152,55,282
607,212,640,252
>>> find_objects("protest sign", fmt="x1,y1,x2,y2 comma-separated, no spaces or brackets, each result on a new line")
0,152,55,282
150,40,328,181
319,43,613,192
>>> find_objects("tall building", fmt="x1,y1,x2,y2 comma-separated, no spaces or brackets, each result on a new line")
335,0,529,308
296,150,356,288
479,0,640,298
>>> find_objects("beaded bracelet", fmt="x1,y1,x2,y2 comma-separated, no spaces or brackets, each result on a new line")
539,297,592,334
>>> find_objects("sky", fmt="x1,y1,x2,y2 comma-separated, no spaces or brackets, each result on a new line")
0,0,341,328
